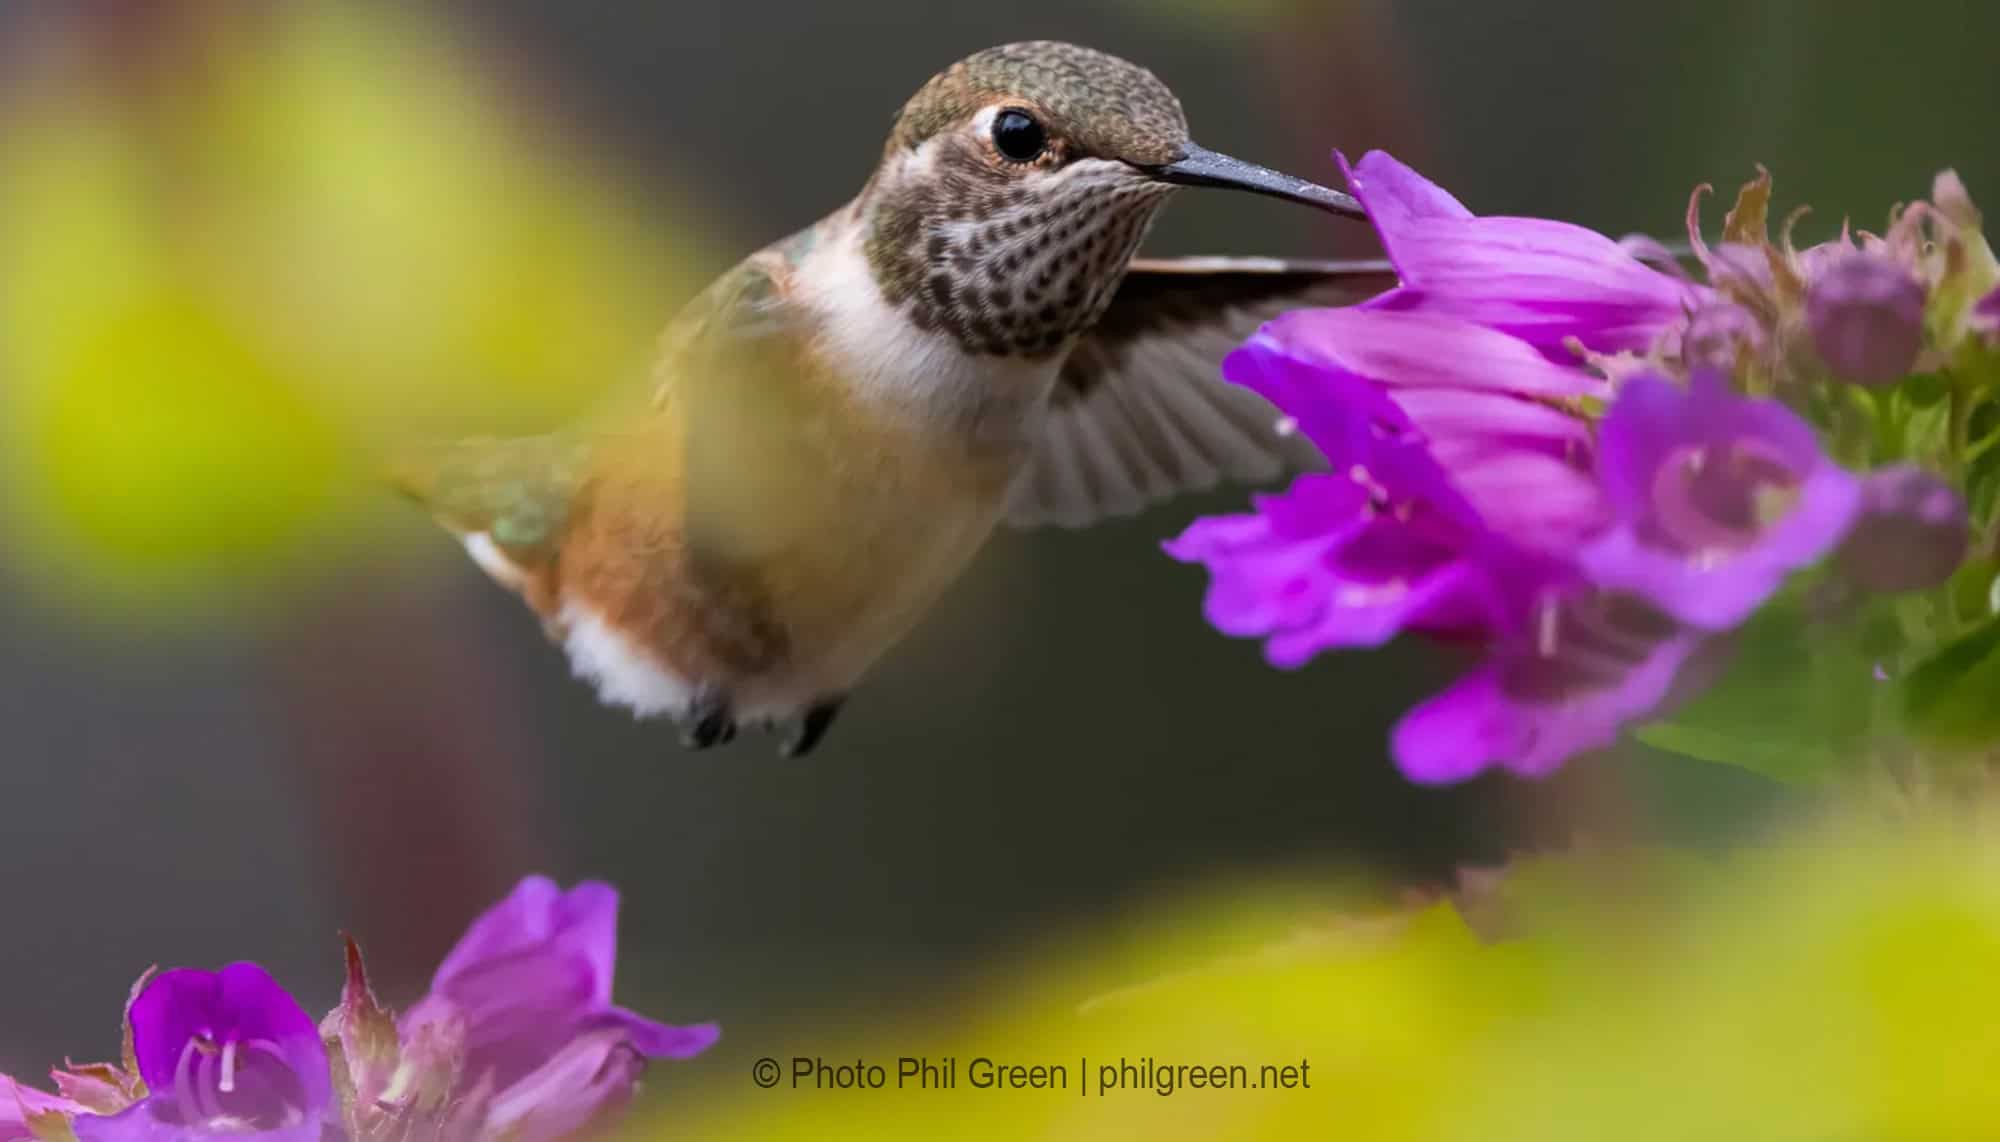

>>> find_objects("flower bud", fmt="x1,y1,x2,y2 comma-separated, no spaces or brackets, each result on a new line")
1682,300,1767,372
1706,242,1775,294
1933,169,1982,231
1975,285,2000,345
1806,250,1926,384
1835,464,1967,592
1796,236,1854,281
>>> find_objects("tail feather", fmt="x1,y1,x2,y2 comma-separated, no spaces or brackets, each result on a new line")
388,434,585,549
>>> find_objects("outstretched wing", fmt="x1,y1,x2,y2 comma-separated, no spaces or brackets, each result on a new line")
1006,256,1397,528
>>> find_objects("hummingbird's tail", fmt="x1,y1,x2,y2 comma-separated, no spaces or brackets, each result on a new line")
386,434,586,551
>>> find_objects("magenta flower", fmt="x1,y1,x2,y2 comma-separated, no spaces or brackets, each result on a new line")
3,1076,82,1142
395,876,717,1139
1166,434,1697,783
1164,446,1544,667
1225,312,1606,547
1339,150,1708,358
1167,151,1727,783
1172,153,1990,785
1167,314,1703,782
2,877,713,1142
1164,151,1630,676
1393,593,1707,783
1579,372,1862,629
1165,425,1703,783
476,1030,648,1142
71,964,331,1142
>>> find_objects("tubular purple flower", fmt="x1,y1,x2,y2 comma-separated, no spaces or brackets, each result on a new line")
1834,464,1969,592
1580,372,1862,629
474,1031,646,1142
1392,593,1706,783
1806,249,1927,384
1166,153,1932,783
1168,457,1704,786
1164,455,1540,668
1170,348,1708,782
399,877,717,1114
1224,316,1606,547
1338,150,1709,358
73,964,331,1142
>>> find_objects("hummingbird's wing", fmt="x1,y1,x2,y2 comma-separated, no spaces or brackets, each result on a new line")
1005,256,1397,528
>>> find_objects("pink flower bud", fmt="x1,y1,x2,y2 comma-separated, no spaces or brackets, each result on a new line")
1836,464,1967,592
1806,251,1926,385
1683,300,1767,373
1974,285,2000,345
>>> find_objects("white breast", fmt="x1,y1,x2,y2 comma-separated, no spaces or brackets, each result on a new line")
793,214,1058,446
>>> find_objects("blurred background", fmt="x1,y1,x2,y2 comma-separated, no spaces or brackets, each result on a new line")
1,0,1995,1114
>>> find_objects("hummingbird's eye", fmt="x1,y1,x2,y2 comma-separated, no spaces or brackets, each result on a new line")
991,109,1048,163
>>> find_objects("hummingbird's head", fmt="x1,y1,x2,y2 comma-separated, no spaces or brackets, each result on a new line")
859,41,1363,359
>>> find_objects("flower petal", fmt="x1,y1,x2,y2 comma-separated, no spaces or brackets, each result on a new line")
1974,285,2000,341
479,1031,644,1142
74,1105,324,1142
1583,374,1862,628
1168,468,1560,668
1436,450,1607,545
431,877,619,1007
3,1076,80,1142
1259,309,1605,398
71,1106,207,1142
1338,150,1706,356
1220,339,1406,470
1392,598,1704,783
591,1010,721,1061
125,964,328,1119
1333,148,1472,283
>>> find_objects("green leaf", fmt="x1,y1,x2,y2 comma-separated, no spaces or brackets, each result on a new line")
1902,613,2000,746
1636,588,1886,783
1945,557,1998,625
1965,420,2000,522
1634,721,1841,784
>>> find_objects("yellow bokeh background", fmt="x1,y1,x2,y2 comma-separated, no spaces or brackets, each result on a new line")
653,806,2000,1141
0,6,706,616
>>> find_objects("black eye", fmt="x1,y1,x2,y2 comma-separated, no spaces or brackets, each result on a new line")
992,109,1047,162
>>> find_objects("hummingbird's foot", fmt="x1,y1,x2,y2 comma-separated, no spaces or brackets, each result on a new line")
680,689,738,750
779,698,846,758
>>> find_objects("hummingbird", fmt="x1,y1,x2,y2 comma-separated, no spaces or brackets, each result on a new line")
394,41,1395,756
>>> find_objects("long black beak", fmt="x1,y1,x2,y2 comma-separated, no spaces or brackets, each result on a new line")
1147,143,1365,220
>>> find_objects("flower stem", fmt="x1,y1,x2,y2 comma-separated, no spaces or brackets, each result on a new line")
1948,370,1973,475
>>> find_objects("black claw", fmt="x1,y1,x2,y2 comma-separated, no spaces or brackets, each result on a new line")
780,698,845,758
681,690,737,750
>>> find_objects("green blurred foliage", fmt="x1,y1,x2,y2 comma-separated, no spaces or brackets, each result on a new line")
654,806,2000,1140
1637,589,1898,784
1903,615,2000,750
0,6,702,615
